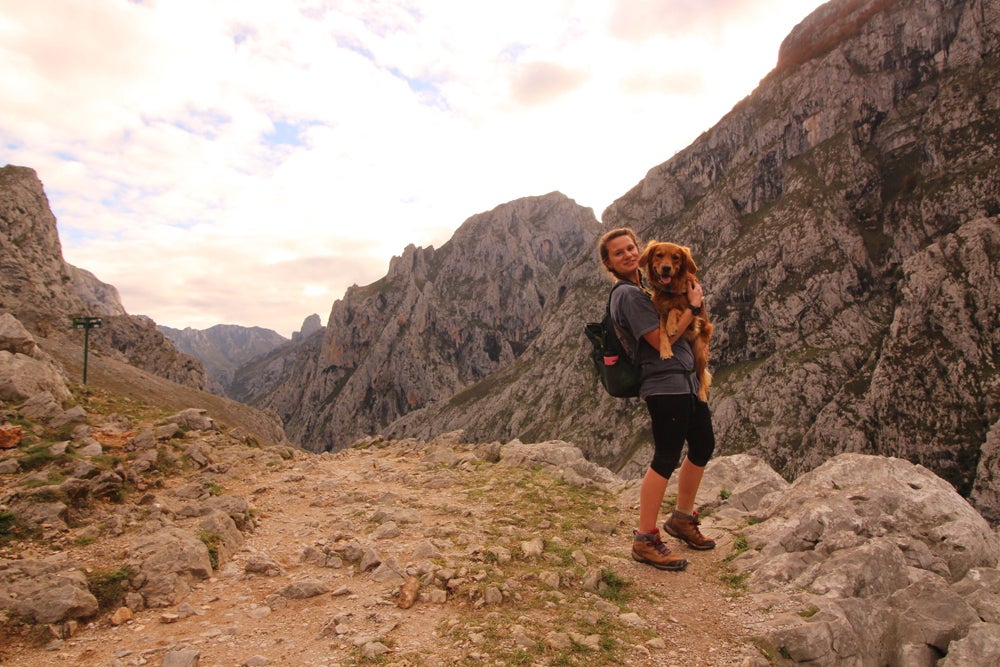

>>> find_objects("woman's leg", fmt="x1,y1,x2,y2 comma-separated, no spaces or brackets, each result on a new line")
663,399,716,549
637,394,689,531
674,456,705,514
638,467,669,533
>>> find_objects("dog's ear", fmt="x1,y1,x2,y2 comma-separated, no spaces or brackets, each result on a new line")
638,240,658,268
682,245,698,274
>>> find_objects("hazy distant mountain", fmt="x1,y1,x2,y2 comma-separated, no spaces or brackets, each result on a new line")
158,323,291,396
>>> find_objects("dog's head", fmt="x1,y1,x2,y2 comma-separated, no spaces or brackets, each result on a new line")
638,241,697,291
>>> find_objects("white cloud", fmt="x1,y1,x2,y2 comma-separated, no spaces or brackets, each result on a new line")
0,0,824,337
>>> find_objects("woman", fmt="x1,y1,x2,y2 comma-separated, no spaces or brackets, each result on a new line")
597,227,716,571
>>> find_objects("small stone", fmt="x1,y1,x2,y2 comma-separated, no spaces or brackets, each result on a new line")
161,647,200,667
521,538,545,558
370,521,401,540
361,642,391,658
539,571,560,588
110,607,133,626
619,612,644,626
426,588,448,604
483,586,503,605
397,576,420,609
278,580,329,599
0,424,23,449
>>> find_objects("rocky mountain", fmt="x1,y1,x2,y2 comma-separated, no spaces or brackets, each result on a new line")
0,165,207,391
347,0,997,519
228,191,600,452
158,323,291,396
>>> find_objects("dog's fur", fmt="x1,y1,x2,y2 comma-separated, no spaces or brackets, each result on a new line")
638,241,713,401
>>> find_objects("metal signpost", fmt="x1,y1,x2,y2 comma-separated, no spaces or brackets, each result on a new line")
71,316,103,384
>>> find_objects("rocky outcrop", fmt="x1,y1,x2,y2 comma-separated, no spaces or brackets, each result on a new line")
159,323,289,396
722,453,1000,666
0,164,207,391
380,0,1000,520
65,264,127,317
291,313,322,342
0,559,99,624
0,313,72,403
231,192,600,452
0,165,82,336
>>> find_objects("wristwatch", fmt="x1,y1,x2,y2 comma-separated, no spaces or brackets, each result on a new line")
688,304,702,315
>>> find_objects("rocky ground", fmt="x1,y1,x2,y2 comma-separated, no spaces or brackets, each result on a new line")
0,387,768,667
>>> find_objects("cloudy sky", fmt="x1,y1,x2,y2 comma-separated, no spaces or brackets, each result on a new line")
1,0,826,338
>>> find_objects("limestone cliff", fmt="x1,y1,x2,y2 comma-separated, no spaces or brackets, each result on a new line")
229,192,600,452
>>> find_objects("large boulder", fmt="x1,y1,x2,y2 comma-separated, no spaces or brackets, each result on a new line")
732,453,1000,666
0,352,72,402
0,558,99,624
127,527,214,608
739,454,1000,587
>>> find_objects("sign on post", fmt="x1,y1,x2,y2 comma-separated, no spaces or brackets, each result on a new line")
71,316,103,384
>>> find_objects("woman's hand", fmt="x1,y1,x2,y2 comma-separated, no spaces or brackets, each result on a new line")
688,281,704,308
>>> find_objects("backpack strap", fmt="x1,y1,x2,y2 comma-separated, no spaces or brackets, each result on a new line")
607,281,638,362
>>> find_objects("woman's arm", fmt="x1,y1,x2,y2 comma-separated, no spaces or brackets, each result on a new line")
641,310,695,348
640,280,704,348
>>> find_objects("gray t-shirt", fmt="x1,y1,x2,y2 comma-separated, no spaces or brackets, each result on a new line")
610,282,700,399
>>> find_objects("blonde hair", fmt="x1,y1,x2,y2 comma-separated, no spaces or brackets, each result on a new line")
597,227,640,281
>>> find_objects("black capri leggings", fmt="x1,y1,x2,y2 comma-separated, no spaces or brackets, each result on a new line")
645,394,715,479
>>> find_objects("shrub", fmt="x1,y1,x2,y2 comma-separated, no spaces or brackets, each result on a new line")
198,530,223,569
86,567,134,611
16,444,64,471
0,510,40,545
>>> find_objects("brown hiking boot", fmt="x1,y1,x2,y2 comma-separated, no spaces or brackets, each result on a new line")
631,529,688,571
663,511,716,550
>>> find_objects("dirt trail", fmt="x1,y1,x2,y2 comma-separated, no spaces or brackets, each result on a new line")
1,439,767,666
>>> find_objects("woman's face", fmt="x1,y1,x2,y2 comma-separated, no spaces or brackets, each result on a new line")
605,234,640,278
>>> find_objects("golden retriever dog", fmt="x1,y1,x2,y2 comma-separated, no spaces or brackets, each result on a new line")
638,241,713,401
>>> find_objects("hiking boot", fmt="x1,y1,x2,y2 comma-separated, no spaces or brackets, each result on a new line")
631,529,688,571
663,511,716,550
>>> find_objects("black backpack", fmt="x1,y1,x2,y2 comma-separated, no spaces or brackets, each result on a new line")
584,281,641,398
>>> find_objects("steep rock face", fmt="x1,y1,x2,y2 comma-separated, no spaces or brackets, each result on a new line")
0,165,82,335
383,0,1000,516
0,165,206,391
160,324,289,396
66,264,128,317
231,192,600,452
